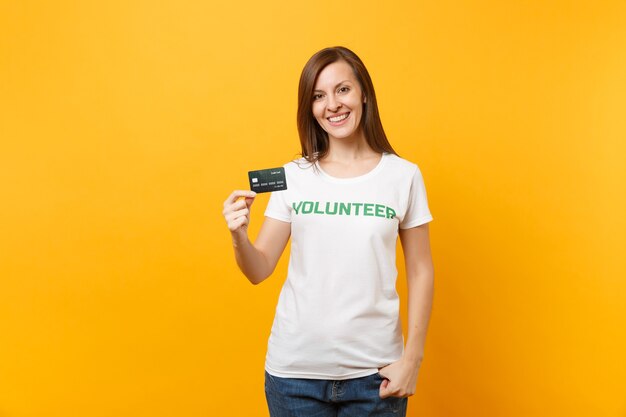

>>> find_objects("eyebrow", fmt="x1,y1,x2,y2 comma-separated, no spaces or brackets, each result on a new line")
313,80,352,93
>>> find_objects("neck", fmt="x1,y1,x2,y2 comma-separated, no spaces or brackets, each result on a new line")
325,130,377,162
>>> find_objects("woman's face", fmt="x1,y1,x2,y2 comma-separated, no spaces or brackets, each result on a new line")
312,60,365,142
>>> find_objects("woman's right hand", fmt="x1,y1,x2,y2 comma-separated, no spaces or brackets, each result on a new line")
223,190,290,284
223,190,257,243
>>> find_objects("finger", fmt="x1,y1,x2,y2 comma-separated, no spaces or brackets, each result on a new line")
229,199,249,212
379,379,390,399
231,207,250,219
244,196,255,209
228,216,248,232
224,190,257,207
225,208,250,224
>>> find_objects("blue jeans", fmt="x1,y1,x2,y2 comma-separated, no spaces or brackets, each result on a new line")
264,371,408,416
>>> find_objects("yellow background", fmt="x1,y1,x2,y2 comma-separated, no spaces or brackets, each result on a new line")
1,1,625,416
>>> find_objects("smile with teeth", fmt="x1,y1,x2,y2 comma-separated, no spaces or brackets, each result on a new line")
328,112,350,123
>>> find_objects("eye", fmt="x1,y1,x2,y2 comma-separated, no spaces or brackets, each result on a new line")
338,86,350,94
312,93,324,101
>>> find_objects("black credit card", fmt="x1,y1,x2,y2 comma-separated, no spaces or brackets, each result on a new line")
248,167,287,193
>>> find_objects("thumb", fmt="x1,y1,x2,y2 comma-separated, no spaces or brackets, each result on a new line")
244,196,256,209
379,378,390,399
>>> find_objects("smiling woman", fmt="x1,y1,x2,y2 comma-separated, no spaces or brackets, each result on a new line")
222,46,434,417
296,47,393,166
311,63,365,141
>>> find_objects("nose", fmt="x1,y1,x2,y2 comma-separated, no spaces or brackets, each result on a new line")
326,95,342,112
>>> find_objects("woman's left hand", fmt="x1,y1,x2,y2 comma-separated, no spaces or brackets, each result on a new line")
378,358,421,398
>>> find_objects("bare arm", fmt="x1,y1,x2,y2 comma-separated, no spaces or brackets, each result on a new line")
379,223,434,398
401,223,434,365
223,190,291,285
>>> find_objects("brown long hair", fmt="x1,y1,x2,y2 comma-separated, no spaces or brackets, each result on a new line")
297,46,398,164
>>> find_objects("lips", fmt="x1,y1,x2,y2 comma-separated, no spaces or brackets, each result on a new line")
327,112,350,124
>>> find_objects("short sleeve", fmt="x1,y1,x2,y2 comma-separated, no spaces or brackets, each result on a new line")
399,165,433,229
264,189,292,223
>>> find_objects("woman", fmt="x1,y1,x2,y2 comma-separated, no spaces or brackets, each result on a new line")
222,46,434,416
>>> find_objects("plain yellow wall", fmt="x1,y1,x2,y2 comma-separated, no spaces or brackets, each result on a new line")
1,1,625,416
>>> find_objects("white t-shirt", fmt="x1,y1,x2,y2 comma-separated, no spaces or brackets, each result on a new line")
263,152,433,380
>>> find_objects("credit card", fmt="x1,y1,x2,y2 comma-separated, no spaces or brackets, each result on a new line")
248,167,287,193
